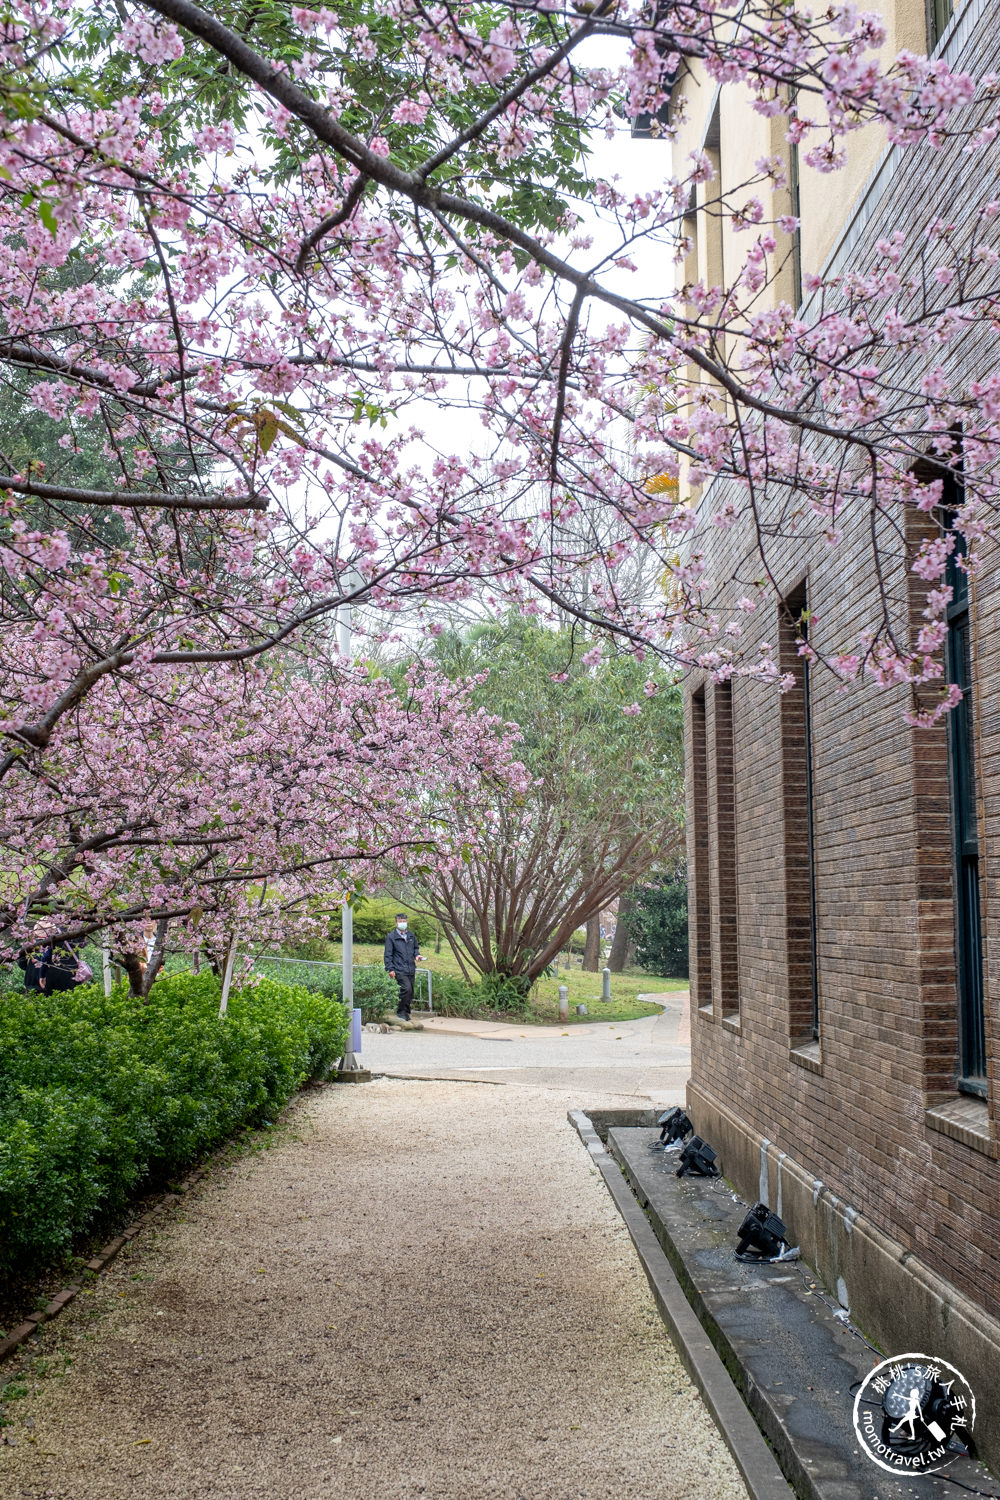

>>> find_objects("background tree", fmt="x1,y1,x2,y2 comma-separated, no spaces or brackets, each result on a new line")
624,872,689,979
607,894,636,974
407,616,684,1001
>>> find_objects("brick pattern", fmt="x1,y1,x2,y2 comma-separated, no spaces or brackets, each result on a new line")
906,505,963,1102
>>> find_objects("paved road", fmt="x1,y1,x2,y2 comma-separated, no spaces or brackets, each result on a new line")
0,997,739,1500
365,992,691,1105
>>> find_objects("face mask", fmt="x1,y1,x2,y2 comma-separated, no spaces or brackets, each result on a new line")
396,921,407,931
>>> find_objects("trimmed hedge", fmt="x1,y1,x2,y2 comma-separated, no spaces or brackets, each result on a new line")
0,970,347,1278
251,958,399,1022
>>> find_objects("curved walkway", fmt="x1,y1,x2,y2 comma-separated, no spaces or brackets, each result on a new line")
367,991,691,1103
0,994,746,1500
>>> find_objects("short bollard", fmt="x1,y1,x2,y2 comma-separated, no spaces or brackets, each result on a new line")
576,1003,588,1016
602,966,611,1001
558,984,569,1022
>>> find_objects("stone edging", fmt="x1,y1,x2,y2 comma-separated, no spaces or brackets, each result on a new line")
567,1109,794,1500
0,1165,213,1368
0,1070,353,1368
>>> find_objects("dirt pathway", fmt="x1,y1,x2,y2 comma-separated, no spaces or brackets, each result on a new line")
2,1077,746,1500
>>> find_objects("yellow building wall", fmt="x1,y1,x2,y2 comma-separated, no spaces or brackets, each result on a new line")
669,0,942,302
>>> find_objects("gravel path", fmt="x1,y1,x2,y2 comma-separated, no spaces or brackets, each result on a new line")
1,1067,747,1499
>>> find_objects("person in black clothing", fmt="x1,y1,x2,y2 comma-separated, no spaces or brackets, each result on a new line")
17,944,46,991
16,936,80,992
383,913,424,1021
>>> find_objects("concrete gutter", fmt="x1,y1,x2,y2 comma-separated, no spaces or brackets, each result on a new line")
568,1109,794,1500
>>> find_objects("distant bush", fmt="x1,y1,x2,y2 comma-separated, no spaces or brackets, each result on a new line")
253,956,398,1023
350,966,400,1022
326,898,435,947
0,971,347,1279
565,927,587,956
254,955,342,999
624,875,689,978
280,936,339,963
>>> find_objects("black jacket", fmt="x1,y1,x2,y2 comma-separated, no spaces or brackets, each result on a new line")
17,943,79,993
384,928,420,975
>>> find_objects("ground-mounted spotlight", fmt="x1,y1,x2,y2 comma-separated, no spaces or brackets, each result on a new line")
675,1136,719,1178
655,1107,692,1149
735,1202,799,1262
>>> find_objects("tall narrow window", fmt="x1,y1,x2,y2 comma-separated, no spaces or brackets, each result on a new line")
712,681,739,1018
701,99,724,292
690,689,714,1011
780,585,819,1046
943,485,987,1094
927,0,952,50
787,134,803,309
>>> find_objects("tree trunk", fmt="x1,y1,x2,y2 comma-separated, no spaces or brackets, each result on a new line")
582,915,602,972
608,895,635,973
121,950,145,997
139,919,169,998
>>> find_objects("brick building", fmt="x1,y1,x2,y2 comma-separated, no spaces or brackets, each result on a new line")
658,0,1000,1459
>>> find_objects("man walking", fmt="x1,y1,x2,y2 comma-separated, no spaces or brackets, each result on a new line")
384,912,424,1022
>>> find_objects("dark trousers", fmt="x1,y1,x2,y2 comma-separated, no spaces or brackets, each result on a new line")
394,971,414,1019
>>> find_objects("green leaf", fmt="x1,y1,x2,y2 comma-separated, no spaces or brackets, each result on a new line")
37,200,58,238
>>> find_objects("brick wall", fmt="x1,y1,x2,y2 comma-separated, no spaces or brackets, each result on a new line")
685,0,1000,1327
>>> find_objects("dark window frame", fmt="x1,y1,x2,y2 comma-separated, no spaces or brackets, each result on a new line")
690,688,714,1012
780,583,820,1046
712,680,740,1019
927,0,953,51
941,480,987,1095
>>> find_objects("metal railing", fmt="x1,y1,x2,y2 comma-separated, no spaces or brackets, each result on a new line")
248,954,434,1010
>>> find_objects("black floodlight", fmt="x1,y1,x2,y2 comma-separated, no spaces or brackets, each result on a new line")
676,1136,719,1177
656,1107,692,1148
735,1202,797,1262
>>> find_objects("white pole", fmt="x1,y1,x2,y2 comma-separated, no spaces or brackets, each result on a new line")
219,934,238,1017
102,945,113,998
342,894,354,1009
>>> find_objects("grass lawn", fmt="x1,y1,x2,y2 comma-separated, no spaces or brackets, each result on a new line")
330,941,688,1024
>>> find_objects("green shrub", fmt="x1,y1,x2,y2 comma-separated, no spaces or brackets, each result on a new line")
479,971,531,1014
0,971,347,1279
426,973,483,1018
624,874,689,977
253,955,342,999
350,967,400,1022
279,937,339,963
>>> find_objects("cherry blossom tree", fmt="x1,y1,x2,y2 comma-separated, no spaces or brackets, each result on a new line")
2,0,1000,950
0,646,527,965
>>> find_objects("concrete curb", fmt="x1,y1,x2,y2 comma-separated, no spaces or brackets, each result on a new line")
568,1109,794,1500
